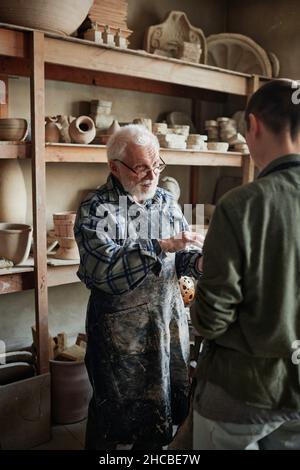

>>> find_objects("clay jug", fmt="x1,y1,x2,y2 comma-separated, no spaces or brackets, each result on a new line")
68,116,96,144
0,160,27,223
45,116,60,143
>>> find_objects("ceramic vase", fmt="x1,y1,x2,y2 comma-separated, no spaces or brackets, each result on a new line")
68,116,96,144
0,159,27,223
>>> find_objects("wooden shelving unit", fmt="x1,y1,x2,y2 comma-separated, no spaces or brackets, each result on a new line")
0,23,259,373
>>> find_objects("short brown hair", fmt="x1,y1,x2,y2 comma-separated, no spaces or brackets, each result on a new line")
245,79,300,140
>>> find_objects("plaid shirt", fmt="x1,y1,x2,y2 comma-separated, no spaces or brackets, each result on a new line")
74,174,201,295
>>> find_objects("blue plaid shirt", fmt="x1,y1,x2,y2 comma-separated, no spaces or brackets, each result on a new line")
74,174,202,294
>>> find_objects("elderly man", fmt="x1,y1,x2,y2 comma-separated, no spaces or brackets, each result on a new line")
192,79,300,450
74,124,203,450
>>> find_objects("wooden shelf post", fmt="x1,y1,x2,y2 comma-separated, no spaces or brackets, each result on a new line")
30,31,49,374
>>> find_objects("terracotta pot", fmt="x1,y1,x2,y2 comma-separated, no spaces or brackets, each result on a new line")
69,116,96,144
0,0,93,36
54,237,79,260
48,230,79,260
0,118,28,141
50,359,92,424
45,117,60,143
0,160,27,223
0,224,32,265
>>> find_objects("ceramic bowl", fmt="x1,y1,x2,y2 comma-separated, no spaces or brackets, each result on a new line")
0,223,32,265
0,118,28,141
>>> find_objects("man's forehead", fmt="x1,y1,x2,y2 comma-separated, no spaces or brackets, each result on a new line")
125,143,159,164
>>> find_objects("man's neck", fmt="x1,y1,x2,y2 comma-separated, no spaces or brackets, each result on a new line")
257,138,300,171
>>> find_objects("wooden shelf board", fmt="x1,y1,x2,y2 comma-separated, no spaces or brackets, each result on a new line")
0,264,79,295
44,37,249,96
45,143,245,167
0,142,245,167
0,25,265,97
0,141,31,159
45,143,107,163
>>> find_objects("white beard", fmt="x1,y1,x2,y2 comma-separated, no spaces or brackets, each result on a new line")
123,179,158,202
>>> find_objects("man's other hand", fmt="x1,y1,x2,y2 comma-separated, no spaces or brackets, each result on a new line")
159,231,204,253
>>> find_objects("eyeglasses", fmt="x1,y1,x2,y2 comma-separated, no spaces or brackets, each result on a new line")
112,156,166,179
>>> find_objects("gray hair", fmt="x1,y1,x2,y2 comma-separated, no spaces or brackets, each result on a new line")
106,124,160,161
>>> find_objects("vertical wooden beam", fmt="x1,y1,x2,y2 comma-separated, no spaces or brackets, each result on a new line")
190,98,199,205
242,74,260,184
247,74,260,102
0,74,8,117
30,31,49,374
242,154,255,185
189,168,199,206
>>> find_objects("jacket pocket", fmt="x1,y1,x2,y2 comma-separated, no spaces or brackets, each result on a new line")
104,303,158,355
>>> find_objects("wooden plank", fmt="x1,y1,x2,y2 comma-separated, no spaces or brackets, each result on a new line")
0,271,34,295
0,74,8,117
0,57,30,77
0,265,79,295
189,167,199,205
30,31,49,375
247,74,260,101
45,64,227,101
0,28,268,98
0,58,227,101
0,27,28,58
45,144,244,167
47,265,79,287
45,143,107,163
0,142,31,159
44,37,249,96
161,150,243,167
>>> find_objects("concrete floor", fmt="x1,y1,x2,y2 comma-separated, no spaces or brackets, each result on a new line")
32,420,86,450
32,413,192,450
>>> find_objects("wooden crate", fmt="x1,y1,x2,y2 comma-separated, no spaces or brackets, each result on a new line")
0,373,51,449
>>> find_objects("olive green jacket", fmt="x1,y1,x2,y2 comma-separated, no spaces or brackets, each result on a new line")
191,154,300,411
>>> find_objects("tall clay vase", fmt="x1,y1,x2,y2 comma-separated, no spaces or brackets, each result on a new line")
50,360,92,424
0,160,27,223
68,116,96,144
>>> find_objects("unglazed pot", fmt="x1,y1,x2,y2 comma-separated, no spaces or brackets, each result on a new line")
0,118,28,141
53,211,76,238
0,0,93,36
50,359,92,424
0,160,27,223
0,224,32,265
69,116,96,144
45,117,60,143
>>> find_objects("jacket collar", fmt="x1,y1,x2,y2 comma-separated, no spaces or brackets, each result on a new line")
258,153,300,178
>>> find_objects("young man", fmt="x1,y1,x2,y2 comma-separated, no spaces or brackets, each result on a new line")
74,125,203,450
192,79,300,450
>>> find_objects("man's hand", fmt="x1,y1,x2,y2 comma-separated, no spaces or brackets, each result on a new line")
159,231,204,253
